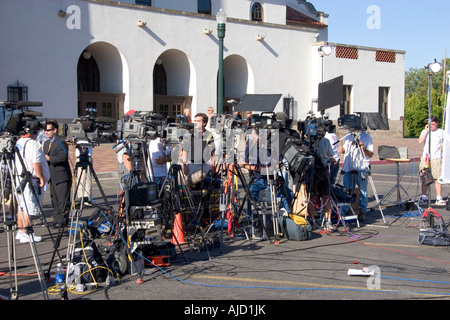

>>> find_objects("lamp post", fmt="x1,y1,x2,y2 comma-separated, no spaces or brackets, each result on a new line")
424,59,442,226
216,9,226,115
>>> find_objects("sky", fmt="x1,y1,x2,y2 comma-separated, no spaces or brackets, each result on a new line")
314,0,449,71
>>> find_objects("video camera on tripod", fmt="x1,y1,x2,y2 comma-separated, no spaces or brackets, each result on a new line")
298,113,335,140
162,117,194,145
338,112,389,132
0,100,46,135
117,110,166,140
64,108,115,143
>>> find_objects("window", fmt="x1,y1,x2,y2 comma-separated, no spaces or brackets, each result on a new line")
101,102,113,117
158,105,169,117
251,2,263,22
155,104,183,118
135,0,151,6
340,85,352,117
7,81,28,102
198,0,211,14
379,87,390,115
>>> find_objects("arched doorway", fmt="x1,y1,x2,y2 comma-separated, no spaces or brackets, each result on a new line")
223,54,254,114
77,42,127,125
153,50,193,119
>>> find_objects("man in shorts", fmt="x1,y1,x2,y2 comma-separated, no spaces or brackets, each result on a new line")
418,116,445,206
15,128,50,243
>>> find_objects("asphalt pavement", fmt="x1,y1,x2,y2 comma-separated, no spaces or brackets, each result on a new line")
1,137,450,309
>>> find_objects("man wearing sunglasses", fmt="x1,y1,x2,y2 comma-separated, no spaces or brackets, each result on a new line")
43,120,72,228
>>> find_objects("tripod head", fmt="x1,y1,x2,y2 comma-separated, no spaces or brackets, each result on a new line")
0,135,18,155
71,139,97,164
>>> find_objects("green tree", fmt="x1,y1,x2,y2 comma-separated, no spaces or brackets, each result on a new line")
404,58,448,137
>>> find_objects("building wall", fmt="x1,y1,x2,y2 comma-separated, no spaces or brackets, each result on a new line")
0,0,405,138
0,0,322,120
311,42,405,137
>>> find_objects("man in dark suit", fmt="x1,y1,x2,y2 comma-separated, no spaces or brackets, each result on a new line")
43,119,72,228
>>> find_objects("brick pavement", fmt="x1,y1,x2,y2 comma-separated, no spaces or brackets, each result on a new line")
84,136,423,174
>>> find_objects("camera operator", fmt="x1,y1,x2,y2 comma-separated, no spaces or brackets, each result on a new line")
243,125,292,223
181,113,215,184
148,136,171,185
116,110,135,187
324,128,340,185
338,130,374,221
15,127,50,242
43,119,72,228
418,115,445,206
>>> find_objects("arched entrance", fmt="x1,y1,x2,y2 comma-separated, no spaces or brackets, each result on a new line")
77,42,127,125
223,54,254,114
153,49,193,119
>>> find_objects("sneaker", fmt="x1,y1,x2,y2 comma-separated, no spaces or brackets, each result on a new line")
20,233,42,243
82,197,93,207
83,201,93,207
324,220,333,231
15,231,25,240
435,199,447,206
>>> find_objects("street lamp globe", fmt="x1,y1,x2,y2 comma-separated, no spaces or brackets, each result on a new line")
427,60,442,74
216,8,227,24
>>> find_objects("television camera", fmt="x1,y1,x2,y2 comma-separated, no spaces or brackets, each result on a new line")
65,108,115,143
117,110,166,141
161,116,195,146
0,101,46,135
298,113,335,140
338,112,389,132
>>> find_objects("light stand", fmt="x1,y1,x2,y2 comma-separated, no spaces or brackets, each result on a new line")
319,44,332,83
216,9,226,115
423,60,442,227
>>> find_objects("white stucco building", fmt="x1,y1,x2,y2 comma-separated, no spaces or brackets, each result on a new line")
0,0,405,136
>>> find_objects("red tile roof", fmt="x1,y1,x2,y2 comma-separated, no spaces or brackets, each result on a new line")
286,6,327,28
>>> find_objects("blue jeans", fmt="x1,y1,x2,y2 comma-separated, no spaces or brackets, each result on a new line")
341,171,369,215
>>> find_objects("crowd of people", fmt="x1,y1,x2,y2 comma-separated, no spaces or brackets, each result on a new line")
9,109,447,243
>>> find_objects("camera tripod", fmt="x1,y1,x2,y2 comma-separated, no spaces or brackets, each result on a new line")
0,136,51,300
63,141,114,277
230,152,279,242
112,138,180,279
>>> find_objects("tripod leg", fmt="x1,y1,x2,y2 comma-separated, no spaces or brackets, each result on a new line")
23,226,49,300
368,174,387,225
4,219,18,300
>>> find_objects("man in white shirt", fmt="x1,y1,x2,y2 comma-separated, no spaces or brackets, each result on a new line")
324,130,340,185
148,137,170,185
418,116,445,206
15,128,50,243
338,131,374,220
